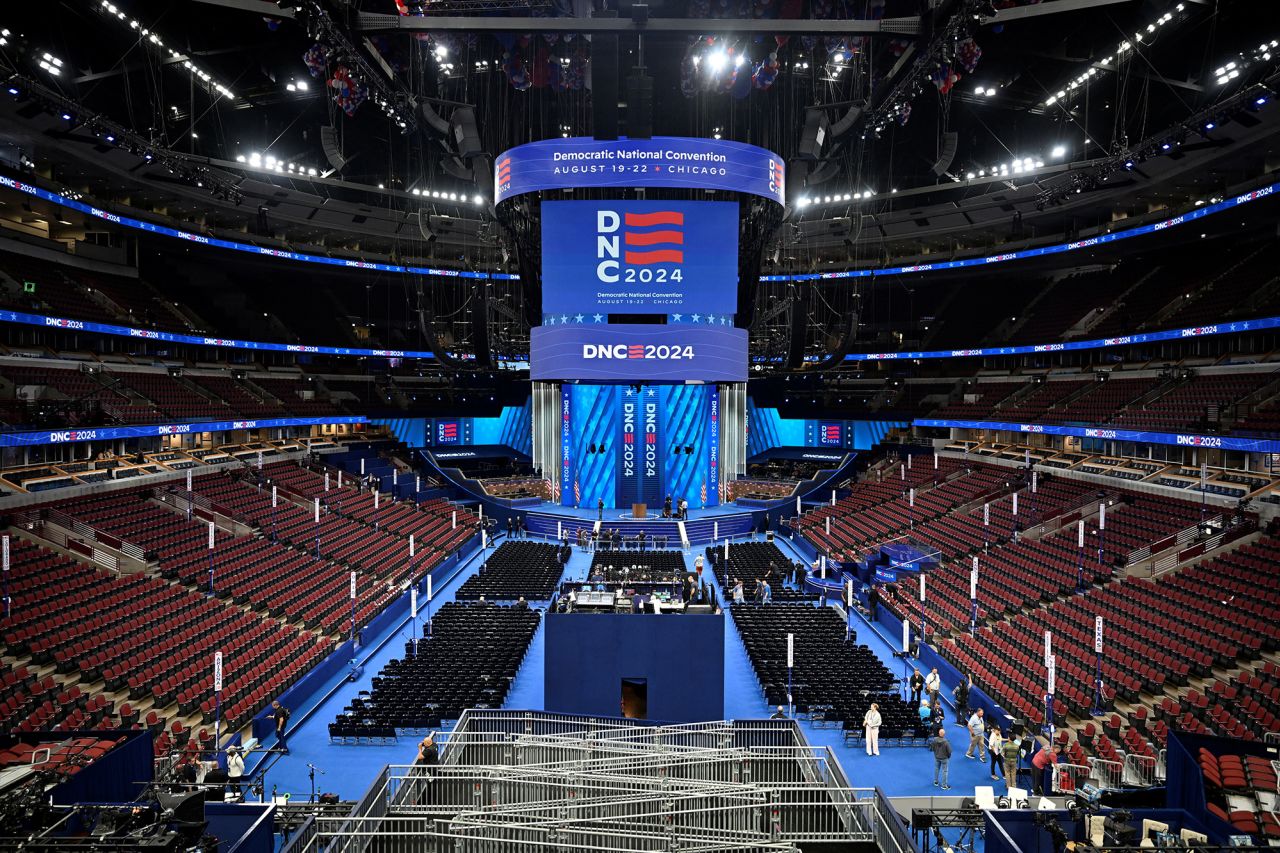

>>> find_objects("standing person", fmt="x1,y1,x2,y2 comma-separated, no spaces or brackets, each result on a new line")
598,498,604,521
796,561,808,589
506,517,514,538
1001,731,1022,790
732,579,745,604
271,700,290,754
925,668,941,704
863,703,882,756
760,514,770,539
679,498,688,520
664,494,673,518
954,675,973,724
988,726,1005,781
695,553,705,582
909,669,926,707
930,728,952,789
965,709,987,759
771,706,788,719
226,746,245,800
1031,743,1061,796
930,696,946,729
416,732,439,766
867,584,881,620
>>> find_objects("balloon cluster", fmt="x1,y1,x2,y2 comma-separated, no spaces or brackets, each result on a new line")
329,65,369,117
752,52,780,90
930,61,961,95
393,0,432,41
302,43,330,79
956,38,983,74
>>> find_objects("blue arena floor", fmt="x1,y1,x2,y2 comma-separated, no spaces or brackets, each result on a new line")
253,531,1006,803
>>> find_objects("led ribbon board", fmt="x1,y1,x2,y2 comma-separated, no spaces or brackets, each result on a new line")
541,200,739,316
495,137,785,205
763,183,1276,280
0,415,368,447
0,174,514,280
530,324,748,382
915,418,1280,453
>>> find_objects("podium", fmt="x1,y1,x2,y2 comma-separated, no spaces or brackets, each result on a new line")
632,503,647,519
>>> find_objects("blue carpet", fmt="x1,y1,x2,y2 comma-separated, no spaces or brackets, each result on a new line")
254,533,1011,802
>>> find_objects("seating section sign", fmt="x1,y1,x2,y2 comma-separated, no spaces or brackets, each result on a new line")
541,201,739,317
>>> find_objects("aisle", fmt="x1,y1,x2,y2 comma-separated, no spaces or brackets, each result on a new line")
251,538,499,800
740,534,1015,798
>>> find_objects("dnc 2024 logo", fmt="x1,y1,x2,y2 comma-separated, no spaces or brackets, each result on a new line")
595,209,684,285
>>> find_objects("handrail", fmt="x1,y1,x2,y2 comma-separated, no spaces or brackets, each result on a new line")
12,507,146,561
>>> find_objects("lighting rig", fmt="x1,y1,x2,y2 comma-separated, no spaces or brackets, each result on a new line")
2,73,246,206
289,0,417,132
1033,71,1279,210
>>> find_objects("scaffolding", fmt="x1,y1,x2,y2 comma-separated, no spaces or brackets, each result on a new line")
283,710,916,853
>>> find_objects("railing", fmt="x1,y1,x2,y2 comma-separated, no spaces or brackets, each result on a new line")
277,815,317,853
1088,756,1123,789
12,507,146,561
307,712,911,853
1052,762,1091,793
1124,753,1158,787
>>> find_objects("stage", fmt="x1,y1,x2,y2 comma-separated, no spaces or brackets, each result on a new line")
507,500,763,544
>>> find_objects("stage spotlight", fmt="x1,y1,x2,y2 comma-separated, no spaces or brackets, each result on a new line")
685,445,694,454
588,443,597,454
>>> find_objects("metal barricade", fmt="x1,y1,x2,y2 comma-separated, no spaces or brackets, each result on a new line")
1051,763,1091,794
1124,753,1158,787
1088,756,1124,789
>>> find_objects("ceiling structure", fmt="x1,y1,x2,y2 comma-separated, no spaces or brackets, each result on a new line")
0,0,1276,368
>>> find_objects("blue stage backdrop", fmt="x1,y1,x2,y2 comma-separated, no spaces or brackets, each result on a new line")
544,612,725,723
747,403,906,456
372,401,532,456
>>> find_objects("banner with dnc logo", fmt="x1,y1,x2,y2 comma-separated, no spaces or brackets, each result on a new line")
494,136,785,205
542,200,738,317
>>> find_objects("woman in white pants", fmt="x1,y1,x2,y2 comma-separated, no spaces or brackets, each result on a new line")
863,703,882,756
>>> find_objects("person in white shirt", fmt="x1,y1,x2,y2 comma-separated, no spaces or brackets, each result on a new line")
987,726,1004,781
732,579,745,603
924,668,941,703
863,703,883,756
965,709,987,760
226,746,246,800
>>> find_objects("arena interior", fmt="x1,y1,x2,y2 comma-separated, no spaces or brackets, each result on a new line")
0,0,1277,851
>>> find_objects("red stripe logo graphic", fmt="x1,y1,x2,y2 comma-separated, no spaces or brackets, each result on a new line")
624,230,684,246
621,210,685,265
497,157,512,183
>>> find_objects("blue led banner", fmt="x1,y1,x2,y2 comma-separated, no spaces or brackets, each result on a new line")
495,137,785,205
530,324,748,382
764,183,1276,281
640,390,664,509
0,175,514,280
617,387,639,507
706,390,720,509
541,201,739,316
0,415,367,447
915,418,1280,453
0,309,449,360
843,317,1280,363
560,385,574,507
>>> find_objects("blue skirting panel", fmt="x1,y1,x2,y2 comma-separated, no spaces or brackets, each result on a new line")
544,613,725,722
